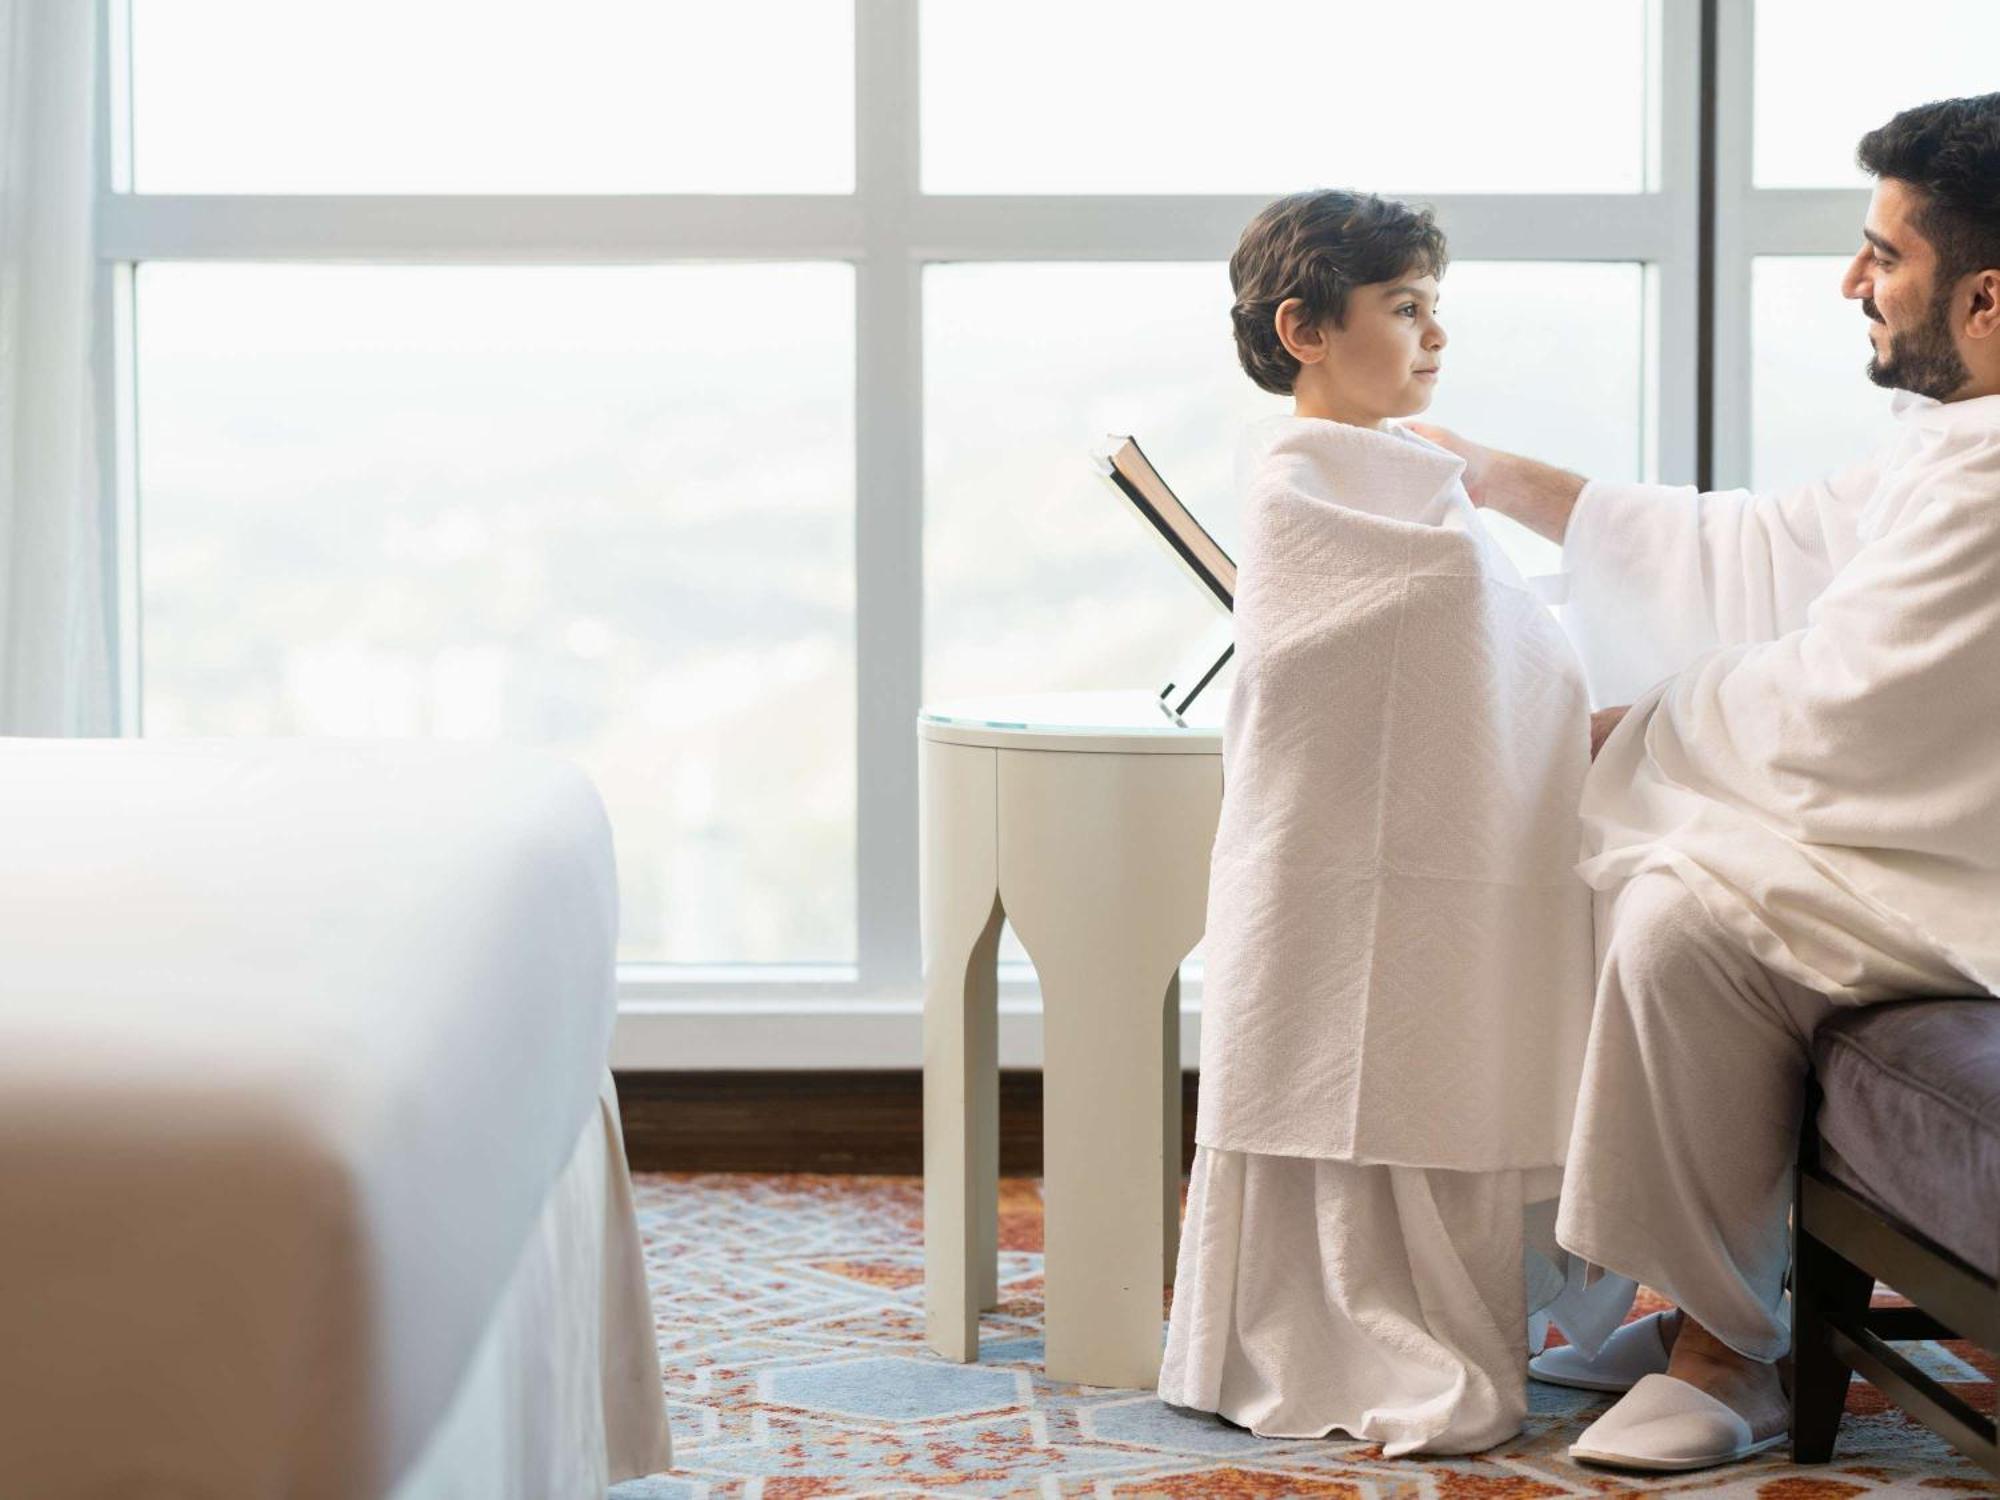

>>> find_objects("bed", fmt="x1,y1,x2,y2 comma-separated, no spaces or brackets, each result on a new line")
0,736,672,1498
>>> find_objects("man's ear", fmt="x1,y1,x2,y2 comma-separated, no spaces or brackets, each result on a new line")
1964,269,2000,339
1274,297,1328,367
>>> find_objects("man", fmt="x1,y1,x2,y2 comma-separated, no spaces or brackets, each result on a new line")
1409,92,2000,1473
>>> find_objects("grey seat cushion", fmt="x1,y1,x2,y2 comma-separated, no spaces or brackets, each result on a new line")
1811,996,2000,1279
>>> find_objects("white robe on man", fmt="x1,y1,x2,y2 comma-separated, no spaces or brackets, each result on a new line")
1564,387,1998,1003
1551,388,1998,1364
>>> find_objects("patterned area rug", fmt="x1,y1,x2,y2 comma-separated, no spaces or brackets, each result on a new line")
609,1174,1998,1499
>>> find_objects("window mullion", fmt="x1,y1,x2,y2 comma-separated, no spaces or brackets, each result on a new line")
1650,0,1704,485
854,0,924,994
1709,0,1757,489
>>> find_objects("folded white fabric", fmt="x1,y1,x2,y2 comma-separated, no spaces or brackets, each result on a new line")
1195,416,1597,1169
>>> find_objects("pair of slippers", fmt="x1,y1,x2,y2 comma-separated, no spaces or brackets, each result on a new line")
1530,1311,1790,1472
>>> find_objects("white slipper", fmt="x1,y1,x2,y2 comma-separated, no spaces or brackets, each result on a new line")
1568,1372,1789,1472
1530,1310,1672,1392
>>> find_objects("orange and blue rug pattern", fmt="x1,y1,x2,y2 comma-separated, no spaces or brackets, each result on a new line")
609,1173,1997,1498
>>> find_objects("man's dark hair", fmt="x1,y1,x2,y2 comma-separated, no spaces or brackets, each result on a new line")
1228,189,1448,395
1857,93,2000,289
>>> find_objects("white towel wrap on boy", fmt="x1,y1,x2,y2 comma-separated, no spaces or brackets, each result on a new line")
1160,415,1633,1453
1192,414,1596,1170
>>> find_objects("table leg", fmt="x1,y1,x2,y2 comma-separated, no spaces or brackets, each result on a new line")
1039,960,1184,1388
999,750,1216,1389
922,740,1002,1362
975,1009,1000,1313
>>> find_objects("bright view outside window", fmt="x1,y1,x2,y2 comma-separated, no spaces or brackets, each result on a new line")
1743,2,2000,494
136,264,856,964
1751,257,1901,493
130,0,855,193
924,263,1277,706
1752,0,1998,188
921,0,1648,194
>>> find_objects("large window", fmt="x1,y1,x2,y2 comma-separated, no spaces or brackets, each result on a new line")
102,0,1693,1009
920,0,1648,195
1721,0,2000,489
1751,0,1997,190
136,263,855,964
1749,257,1898,492
131,0,854,193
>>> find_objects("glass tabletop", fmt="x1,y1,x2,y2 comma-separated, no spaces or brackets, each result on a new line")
918,688,1225,736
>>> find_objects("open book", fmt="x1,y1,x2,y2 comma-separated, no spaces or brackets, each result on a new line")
1094,436,1236,612
1093,436,1236,721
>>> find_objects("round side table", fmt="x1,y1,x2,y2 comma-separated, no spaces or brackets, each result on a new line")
919,690,1223,1388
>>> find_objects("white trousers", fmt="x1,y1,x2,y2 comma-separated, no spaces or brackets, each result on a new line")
1554,871,1847,1364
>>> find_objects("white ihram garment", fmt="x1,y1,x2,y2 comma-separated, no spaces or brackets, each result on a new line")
1549,389,2000,1364
1159,417,1635,1455
1565,388,2000,1003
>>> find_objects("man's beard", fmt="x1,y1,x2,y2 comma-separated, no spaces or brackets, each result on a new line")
1865,286,1971,400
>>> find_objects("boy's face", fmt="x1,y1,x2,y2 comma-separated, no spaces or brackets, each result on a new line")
1326,273,1446,417
1281,271,1447,427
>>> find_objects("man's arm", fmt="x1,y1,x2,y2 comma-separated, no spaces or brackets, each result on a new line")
1403,422,1586,543
1408,419,1886,706
1411,419,1879,626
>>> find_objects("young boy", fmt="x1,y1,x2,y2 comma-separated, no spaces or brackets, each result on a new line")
1158,189,1639,1456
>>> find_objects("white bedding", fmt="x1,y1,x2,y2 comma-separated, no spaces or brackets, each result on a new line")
0,737,668,1497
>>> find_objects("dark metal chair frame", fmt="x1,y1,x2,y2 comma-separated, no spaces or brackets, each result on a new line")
1790,1073,1999,1476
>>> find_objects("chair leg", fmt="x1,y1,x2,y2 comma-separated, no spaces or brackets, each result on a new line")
1790,1212,1874,1462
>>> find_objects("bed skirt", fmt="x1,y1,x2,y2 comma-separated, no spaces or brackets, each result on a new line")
389,1071,672,1498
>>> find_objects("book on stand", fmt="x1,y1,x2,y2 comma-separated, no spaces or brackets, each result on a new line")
1093,436,1236,723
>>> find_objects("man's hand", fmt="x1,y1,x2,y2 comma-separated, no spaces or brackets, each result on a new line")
1590,705,1631,761
1403,421,1497,500
1404,421,1589,545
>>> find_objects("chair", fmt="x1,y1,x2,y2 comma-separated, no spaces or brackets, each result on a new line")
1790,997,1999,1477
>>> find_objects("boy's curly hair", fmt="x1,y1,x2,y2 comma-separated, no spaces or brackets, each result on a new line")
1229,189,1448,395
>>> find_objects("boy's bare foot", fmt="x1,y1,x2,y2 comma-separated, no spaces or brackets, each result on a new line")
1663,1313,1790,1442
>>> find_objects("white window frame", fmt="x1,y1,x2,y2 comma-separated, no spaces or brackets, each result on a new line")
1708,0,1872,488
93,0,1703,1067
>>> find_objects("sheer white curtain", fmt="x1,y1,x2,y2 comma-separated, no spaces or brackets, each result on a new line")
0,0,112,735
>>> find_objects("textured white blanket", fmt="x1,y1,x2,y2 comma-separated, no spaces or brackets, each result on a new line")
1193,416,1596,1170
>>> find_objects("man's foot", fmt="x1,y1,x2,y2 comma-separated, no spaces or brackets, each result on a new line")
1663,1313,1790,1443
1567,1307,1795,1472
